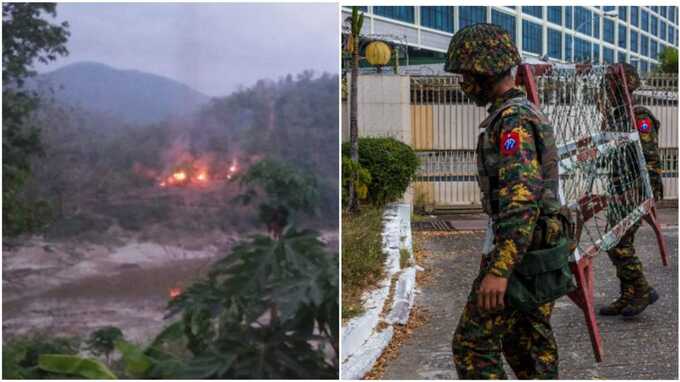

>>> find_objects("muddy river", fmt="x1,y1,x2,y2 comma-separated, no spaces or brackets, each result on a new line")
3,231,338,344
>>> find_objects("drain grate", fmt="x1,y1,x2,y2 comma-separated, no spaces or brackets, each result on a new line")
412,220,455,231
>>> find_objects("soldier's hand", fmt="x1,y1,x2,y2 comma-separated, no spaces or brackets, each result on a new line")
477,273,508,311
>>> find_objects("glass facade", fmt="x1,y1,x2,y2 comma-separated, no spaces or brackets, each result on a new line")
565,34,572,61
603,47,614,63
421,6,453,32
640,60,648,73
618,24,627,48
574,7,592,35
640,34,648,56
548,6,562,25
565,6,573,29
522,20,542,54
630,30,639,52
574,36,591,61
522,6,542,19
491,9,516,41
374,6,414,23
548,28,562,59
641,9,649,32
350,6,677,69
459,6,486,29
618,51,626,64
603,18,615,43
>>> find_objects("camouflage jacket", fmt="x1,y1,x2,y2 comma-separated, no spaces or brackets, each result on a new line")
634,105,663,200
476,88,561,278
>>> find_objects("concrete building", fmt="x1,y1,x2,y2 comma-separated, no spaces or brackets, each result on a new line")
342,6,679,73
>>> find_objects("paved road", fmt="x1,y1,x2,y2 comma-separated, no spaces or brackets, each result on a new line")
383,208,677,379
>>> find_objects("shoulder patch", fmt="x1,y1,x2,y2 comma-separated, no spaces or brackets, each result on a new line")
637,117,652,134
500,131,520,156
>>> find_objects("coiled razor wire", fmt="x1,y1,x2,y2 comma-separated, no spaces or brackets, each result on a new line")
536,65,654,259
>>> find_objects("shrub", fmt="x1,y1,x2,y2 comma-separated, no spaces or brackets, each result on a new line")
341,155,371,207
2,335,81,379
342,137,418,206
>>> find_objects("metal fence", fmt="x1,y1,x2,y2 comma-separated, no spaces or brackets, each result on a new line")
411,73,679,211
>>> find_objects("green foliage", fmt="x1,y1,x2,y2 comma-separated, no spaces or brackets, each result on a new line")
342,155,372,206
235,159,320,235
341,207,385,319
342,137,419,206
38,354,117,379
167,225,338,378
2,335,80,379
85,326,123,363
2,3,69,237
657,47,678,74
351,7,364,39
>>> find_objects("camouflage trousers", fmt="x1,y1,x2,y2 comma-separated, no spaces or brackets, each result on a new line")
606,221,650,294
452,269,558,379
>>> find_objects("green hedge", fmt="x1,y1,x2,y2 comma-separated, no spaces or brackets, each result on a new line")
342,137,418,206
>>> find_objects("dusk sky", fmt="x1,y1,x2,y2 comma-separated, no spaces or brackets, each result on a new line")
37,3,338,96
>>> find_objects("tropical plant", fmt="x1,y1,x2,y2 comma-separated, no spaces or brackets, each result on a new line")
234,159,320,237
657,46,678,74
85,326,123,365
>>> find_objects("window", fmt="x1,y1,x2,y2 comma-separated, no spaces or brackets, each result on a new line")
603,18,614,43
650,63,657,72
631,6,639,27
619,6,627,21
660,21,667,41
459,6,486,29
374,6,415,23
640,34,648,57
574,36,591,61
660,6,667,18
618,51,626,63
522,6,542,18
603,6,615,12
670,26,676,45
631,60,639,71
492,10,516,41
630,30,638,52
421,6,453,32
548,6,562,25
651,6,658,14
565,34,572,61
603,47,614,63
592,44,600,63
651,40,658,59
574,7,592,35
565,6,573,28
522,20,542,54
651,15,658,36
618,25,626,48
640,60,648,73
670,6,676,23
593,14,600,38
641,9,649,32
548,28,562,59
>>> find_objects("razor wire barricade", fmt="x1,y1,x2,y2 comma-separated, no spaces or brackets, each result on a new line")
515,63,670,362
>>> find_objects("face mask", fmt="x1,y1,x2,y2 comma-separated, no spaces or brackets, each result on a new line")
461,74,491,107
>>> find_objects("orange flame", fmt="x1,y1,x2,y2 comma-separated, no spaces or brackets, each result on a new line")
173,171,187,181
169,287,182,299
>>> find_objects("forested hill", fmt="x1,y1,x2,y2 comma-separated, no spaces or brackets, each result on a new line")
23,70,339,239
32,62,210,125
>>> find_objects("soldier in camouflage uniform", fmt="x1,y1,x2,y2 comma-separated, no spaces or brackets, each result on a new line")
445,24,568,379
600,63,661,317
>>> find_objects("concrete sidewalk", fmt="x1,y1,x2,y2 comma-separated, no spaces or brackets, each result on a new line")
382,208,678,379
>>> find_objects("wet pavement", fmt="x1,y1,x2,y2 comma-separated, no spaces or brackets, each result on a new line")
382,208,678,380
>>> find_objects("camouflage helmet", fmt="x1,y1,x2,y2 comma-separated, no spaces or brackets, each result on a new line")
621,63,641,92
444,23,521,76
